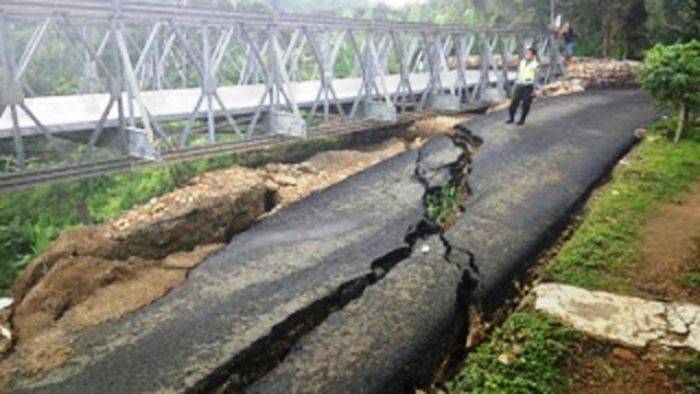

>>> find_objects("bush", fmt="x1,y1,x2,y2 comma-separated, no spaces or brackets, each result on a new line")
640,40,700,142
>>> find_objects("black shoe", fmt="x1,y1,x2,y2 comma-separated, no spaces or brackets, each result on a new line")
517,120,525,125
506,119,514,124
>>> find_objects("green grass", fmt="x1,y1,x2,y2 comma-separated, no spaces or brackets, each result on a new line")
542,118,700,291
426,182,460,225
681,270,700,289
447,312,580,394
0,136,341,295
665,354,700,393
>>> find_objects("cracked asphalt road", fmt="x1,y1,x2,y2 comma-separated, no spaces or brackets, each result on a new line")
250,89,658,393
13,129,465,393
13,89,658,393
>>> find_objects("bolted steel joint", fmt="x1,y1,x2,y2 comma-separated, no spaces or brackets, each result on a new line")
202,75,219,95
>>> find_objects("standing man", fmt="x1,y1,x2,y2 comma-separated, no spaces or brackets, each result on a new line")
561,22,575,66
507,47,538,126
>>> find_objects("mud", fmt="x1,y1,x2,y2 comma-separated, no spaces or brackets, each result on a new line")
263,138,409,210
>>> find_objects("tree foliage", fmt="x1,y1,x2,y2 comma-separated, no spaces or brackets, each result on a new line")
640,40,700,141
645,0,700,45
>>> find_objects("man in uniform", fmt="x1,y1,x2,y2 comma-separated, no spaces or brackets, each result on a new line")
507,47,539,126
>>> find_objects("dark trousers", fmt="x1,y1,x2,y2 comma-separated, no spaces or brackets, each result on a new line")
509,85,534,122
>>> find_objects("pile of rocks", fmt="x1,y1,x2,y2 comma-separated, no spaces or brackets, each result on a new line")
565,58,642,88
544,58,641,97
542,79,587,97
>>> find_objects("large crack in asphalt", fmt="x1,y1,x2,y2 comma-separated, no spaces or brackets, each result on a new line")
198,131,483,393
211,90,660,393
438,125,483,276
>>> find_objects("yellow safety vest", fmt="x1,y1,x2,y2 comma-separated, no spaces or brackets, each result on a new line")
518,59,538,86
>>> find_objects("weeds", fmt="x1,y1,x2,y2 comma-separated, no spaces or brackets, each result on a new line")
664,354,700,393
447,312,580,393
426,183,460,225
681,271,700,289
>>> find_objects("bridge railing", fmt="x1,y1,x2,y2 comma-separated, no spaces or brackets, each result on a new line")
0,0,564,174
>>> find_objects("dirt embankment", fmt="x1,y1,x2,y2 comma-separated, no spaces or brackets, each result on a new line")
635,180,700,303
0,116,467,380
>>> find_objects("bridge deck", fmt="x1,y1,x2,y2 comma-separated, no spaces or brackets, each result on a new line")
0,70,513,138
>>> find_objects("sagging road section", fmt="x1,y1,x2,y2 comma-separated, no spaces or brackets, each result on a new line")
12,89,657,393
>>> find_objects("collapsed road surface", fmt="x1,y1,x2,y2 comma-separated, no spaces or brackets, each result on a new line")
8,89,657,393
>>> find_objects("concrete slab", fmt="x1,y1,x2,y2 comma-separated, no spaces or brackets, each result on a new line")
534,283,700,351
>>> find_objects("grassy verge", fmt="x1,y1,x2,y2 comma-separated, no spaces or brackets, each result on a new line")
446,118,700,393
0,136,341,295
447,312,580,393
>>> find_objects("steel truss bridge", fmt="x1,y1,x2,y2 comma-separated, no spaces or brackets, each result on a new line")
0,0,564,189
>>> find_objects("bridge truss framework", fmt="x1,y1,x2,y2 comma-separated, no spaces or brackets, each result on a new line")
0,0,564,186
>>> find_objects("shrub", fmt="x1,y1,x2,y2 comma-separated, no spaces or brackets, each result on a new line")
640,40,700,142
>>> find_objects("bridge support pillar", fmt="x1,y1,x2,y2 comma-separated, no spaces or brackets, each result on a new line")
481,88,506,104
127,127,158,161
427,94,461,112
359,100,397,122
267,110,307,138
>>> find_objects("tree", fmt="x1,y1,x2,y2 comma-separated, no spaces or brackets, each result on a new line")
619,0,649,59
645,0,700,45
640,40,700,142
